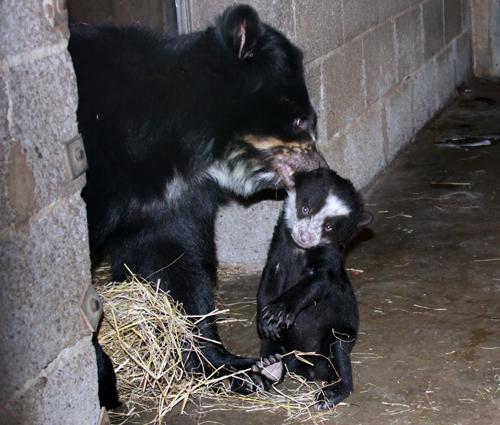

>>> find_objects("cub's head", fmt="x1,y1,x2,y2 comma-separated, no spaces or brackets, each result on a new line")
284,168,372,249
208,5,326,196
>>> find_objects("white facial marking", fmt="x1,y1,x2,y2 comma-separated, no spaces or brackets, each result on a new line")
284,190,298,228
323,192,351,217
284,191,351,249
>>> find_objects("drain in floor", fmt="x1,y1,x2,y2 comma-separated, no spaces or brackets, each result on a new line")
434,135,500,149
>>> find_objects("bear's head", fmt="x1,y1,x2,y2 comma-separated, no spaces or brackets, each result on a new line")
207,5,327,197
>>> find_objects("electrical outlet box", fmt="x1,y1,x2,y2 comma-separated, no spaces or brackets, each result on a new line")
65,135,88,179
79,283,103,333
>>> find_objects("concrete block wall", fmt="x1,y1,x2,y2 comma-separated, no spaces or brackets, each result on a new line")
0,1,100,424
471,0,500,77
188,0,473,267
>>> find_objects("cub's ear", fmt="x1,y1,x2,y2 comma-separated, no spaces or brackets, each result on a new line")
218,5,263,60
358,211,373,228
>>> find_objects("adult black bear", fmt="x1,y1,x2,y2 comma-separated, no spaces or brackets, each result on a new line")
69,4,325,402
257,168,372,408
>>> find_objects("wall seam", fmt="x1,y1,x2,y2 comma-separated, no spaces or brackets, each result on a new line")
4,336,94,406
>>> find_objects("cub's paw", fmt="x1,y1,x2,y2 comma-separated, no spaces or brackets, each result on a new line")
260,302,294,340
315,384,351,410
252,354,284,384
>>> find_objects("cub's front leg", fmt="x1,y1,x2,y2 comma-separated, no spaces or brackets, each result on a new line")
260,300,295,340
259,275,328,340
257,259,287,340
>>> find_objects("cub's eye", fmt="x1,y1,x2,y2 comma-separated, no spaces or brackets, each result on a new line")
293,118,307,131
324,223,334,232
301,205,310,215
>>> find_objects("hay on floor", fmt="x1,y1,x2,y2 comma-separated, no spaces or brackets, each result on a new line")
96,267,341,424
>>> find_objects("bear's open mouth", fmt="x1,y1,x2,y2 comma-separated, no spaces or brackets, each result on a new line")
240,135,328,188
271,146,328,188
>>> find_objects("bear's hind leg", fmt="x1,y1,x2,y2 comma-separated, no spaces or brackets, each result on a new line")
315,333,355,409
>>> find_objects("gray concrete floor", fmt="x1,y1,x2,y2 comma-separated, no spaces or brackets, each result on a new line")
118,79,500,424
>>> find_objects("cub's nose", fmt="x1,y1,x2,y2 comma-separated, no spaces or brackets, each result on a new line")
292,229,317,249
298,230,314,245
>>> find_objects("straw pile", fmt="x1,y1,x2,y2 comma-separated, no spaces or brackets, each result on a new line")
95,266,341,424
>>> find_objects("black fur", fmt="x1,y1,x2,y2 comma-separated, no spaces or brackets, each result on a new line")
92,334,120,409
257,168,372,408
69,4,326,405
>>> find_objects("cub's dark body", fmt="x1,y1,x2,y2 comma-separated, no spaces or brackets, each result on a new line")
257,169,369,407
69,4,325,406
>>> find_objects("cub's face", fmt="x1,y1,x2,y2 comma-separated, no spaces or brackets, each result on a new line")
284,169,369,249
207,5,326,197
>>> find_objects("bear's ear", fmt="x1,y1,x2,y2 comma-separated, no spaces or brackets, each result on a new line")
358,211,374,228
218,5,263,60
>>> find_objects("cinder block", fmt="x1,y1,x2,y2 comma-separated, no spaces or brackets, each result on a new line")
0,193,91,399
305,63,327,144
444,0,462,43
295,0,343,61
3,137,86,231
342,0,379,41
0,0,69,58
384,81,414,162
342,103,386,189
0,77,14,230
216,200,280,267
7,52,79,211
189,0,295,41
0,75,8,142
462,0,471,30
323,37,365,137
411,59,438,132
378,0,413,23
8,51,78,146
363,21,398,104
396,7,424,80
319,132,351,182
0,143,12,231
435,45,455,109
455,31,472,85
5,141,37,229
423,0,445,60
322,103,385,189
4,338,100,425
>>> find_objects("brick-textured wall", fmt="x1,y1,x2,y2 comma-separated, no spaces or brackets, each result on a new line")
189,0,473,267
0,1,100,424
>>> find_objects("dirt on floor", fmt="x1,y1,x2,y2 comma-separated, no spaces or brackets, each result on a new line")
110,79,500,424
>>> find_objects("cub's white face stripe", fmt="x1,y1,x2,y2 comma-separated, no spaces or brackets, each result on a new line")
323,192,351,217
284,191,351,249
284,190,298,228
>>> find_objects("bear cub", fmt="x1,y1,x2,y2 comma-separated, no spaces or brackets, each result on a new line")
257,168,372,408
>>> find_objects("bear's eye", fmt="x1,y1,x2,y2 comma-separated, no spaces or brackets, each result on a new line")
301,205,310,215
324,223,333,232
293,118,307,131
